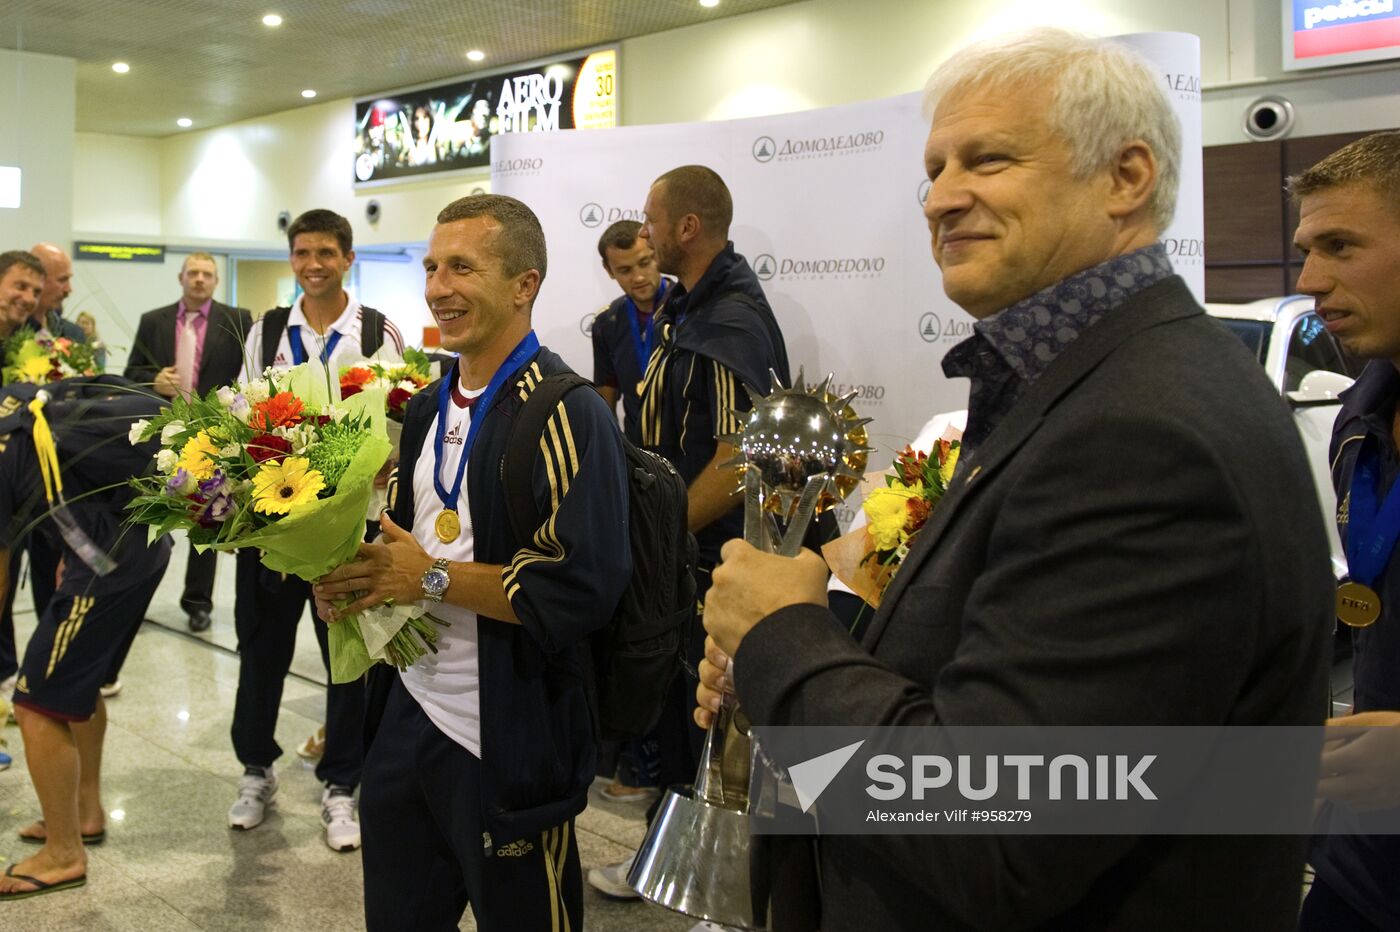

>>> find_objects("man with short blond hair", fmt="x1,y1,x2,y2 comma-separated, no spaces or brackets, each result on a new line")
695,28,1331,930
1292,130,1400,932
126,252,252,633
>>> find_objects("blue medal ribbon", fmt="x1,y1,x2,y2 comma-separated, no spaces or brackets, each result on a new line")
432,330,540,513
287,324,344,366
625,279,667,375
1344,436,1400,587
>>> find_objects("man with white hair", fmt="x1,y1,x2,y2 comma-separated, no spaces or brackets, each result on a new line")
695,29,1332,930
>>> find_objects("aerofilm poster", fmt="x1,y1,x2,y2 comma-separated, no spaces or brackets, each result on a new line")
352,48,617,186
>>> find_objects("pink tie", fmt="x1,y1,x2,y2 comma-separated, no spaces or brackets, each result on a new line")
177,313,197,397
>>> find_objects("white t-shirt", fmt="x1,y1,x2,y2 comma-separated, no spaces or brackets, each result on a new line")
239,294,405,379
400,380,484,756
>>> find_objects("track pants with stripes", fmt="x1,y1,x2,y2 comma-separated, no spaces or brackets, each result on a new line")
361,676,582,932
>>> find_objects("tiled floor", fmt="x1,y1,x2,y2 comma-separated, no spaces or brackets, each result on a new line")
1,542,695,931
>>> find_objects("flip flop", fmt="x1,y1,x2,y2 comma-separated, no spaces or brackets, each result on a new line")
0,864,87,900
17,820,106,846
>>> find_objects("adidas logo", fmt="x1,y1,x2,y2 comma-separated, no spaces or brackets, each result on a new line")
495,840,535,857
444,422,465,446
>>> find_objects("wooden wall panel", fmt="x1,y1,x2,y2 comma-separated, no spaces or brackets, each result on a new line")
1204,141,1285,264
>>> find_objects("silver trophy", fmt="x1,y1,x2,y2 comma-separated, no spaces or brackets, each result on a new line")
630,369,869,930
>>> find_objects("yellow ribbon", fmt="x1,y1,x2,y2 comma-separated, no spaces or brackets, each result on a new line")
29,395,63,505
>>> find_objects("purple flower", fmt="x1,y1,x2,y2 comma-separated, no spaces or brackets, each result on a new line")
164,468,194,496
198,469,229,498
190,469,235,527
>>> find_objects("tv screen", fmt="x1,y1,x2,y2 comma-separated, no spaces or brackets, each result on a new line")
1284,0,1400,70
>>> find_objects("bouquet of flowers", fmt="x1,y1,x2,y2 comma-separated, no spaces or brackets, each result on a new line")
3,329,103,385
823,429,961,608
126,364,442,681
339,347,434,422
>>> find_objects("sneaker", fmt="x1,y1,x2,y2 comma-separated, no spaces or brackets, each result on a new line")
321,785,361,852
297,725,327,760
228,765,278,830
99,681,122,699
0,750,10,771
587,852,640,899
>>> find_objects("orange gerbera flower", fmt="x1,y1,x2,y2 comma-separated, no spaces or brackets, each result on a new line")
341,366,375,388
248,391,306,431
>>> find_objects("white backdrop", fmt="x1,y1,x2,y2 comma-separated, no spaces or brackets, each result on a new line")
493,33,1202,526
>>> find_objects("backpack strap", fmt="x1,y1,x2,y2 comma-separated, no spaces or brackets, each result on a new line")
502,372,593,548
360,305,386,356
259,307,292,372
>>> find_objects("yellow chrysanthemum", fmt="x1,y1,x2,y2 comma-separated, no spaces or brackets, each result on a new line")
251,456,326,515
178,430,221,480
17,356,52,383
939,444,960,485
863,482,920,552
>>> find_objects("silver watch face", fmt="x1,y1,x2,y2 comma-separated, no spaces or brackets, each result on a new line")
422,567,450,597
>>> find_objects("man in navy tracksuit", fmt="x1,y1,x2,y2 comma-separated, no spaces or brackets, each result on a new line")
315,194,630,931
0,379,170,899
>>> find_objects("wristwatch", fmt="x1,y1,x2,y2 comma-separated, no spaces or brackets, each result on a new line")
420,557,451,603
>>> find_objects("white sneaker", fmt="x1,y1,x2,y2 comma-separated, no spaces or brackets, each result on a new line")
99,680,122,698
228,766,278,829
586,851,639,899
321,785,361,852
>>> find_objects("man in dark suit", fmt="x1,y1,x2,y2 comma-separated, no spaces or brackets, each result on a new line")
125,252,252,632
696,28,1333,932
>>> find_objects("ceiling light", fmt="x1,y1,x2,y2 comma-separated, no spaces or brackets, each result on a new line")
177,117,193,128
112,62,130,74
700,0,720,7
466,49,485,62
301,89,317,98
262,13,282,26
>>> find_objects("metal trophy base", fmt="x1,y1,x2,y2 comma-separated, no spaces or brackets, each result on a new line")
628,785,771,931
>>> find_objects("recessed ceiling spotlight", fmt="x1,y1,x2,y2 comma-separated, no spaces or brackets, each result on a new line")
301,89,317,98
466,49,485,62
112,62,130,74
700,0,720,7
262,13,283,26
177,117,193,128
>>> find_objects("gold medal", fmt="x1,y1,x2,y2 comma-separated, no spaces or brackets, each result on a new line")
435,508,461,544
1337,580,1381,628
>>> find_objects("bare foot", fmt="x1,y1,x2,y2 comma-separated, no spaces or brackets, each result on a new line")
17,817,105,842
0,847,86,893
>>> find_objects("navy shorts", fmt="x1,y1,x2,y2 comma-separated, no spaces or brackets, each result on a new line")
13,570,163,722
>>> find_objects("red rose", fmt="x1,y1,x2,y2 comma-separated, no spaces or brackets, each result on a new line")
248,433,293,464
387,387,413,415
341,383,363,399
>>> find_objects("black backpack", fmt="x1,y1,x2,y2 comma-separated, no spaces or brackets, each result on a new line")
259,305,389,369
503,372,697,741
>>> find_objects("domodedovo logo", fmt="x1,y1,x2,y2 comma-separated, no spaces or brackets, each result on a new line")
754,253,887,282
919,312,975,345
491,157,545,178
750,130,886,164
579,202,644,228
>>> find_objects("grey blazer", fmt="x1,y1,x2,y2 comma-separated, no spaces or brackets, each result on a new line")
738,276,1333,932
